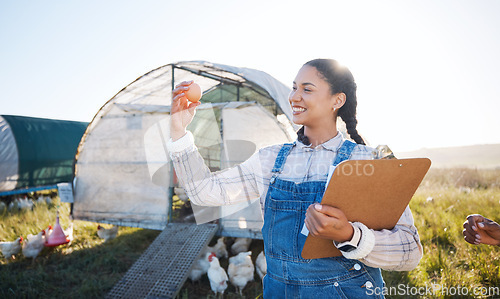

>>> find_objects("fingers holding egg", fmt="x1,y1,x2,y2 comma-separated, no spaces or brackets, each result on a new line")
172,81,201,103
172,81,190,94
174,80,194,89
185,82,202,102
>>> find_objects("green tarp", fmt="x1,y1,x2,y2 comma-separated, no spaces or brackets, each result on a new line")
0,115,88,191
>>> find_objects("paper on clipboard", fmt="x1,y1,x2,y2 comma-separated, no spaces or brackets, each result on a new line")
301,158,431,259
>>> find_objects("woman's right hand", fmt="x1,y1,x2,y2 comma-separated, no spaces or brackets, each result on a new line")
170,81,201,141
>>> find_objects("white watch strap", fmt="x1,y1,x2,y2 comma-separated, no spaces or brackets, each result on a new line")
334,223,361,249
340,222,376,260
350,224,362,246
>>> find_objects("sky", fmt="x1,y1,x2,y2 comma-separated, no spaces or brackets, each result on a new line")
1,0,499,153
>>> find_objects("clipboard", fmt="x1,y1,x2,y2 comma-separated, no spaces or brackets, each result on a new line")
301,158,431,259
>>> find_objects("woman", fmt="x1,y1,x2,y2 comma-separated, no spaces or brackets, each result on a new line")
167,59,422,298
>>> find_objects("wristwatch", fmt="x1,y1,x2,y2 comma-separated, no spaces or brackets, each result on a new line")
333,224,362,252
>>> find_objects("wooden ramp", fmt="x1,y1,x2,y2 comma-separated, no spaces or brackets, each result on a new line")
107,223,218,299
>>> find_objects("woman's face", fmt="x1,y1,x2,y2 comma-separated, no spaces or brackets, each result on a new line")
289,65,340,128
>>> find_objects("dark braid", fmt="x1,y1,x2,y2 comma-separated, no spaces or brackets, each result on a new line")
303,59,366,145
297,126,310,145
341,115,365,145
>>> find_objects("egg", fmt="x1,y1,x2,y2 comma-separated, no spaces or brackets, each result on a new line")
185,82,202,102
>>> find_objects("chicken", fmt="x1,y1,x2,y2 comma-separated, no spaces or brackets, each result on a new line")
206,237,228,259
0,201,6,212
0,237,23,262
8,196,33,211
207,253,228,297
8,200,18,211
35,195,51,205
174,187,189,202
231,237,252,255
97,225,119,242
22,231,46,263
228,251,255,295
36,195,45,204
189,251,212,282
44,225,53,236
255,251,267,280
188,258,205,282
18,196,33,210
64,223,74,245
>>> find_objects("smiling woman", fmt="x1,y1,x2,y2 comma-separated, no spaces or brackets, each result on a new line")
291,59,365,148
168,58,423,298
290,65,342,136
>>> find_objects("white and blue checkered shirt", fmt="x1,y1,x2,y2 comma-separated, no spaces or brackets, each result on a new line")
168,131,423,271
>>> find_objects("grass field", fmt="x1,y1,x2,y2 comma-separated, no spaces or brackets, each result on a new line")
1,168,499,298
382,168,500,298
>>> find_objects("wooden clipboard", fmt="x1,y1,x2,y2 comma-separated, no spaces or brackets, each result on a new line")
301,158,431,259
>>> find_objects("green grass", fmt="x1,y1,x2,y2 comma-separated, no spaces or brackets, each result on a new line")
382,168,500,298
0,196,160,298
1,168,499,298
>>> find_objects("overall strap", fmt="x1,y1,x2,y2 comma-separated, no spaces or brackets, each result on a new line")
332,140,357,167
271,143,295,173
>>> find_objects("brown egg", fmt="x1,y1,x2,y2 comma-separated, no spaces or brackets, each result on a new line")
185,82,202,102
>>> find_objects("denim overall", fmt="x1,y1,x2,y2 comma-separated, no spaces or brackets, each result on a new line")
261,140,384,298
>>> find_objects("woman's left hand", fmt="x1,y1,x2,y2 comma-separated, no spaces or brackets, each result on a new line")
305,203,354,243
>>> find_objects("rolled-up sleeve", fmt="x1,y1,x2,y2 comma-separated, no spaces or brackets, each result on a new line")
167,131,266,207
359,206,423,271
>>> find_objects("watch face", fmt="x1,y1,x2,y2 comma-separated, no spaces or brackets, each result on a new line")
338,244,357,252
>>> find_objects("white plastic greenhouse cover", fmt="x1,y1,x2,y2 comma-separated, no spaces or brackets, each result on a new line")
188,103,296,238
219,105,293,237
0,116,19,192
72,61,297,231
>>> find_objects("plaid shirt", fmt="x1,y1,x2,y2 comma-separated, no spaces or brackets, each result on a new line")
168,131,423,271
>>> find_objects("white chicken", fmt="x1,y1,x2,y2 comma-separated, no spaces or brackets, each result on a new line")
22,231,46,263
0,237,23,262
207,253,228,297
44,225,53,236
174,187,189,202
231,237,252,255
97,225,119,242
18,196,33,210
189,251,212,282
228,251,255,295
8,200,18,211
36,195,45,204
64,223,74,245
255,251,267,280
206,237,228,259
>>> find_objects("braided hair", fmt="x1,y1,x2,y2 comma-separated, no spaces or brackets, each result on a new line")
297,59,365,145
